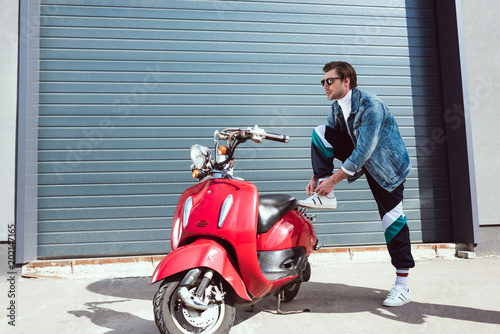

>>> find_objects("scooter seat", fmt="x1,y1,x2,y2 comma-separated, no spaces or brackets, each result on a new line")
257,194,298,234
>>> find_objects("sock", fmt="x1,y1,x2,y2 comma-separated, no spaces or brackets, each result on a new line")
319,178,336,199
395,269,409,291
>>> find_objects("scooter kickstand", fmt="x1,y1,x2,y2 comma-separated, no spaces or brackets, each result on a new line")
276,290,286,315
265,290,310,315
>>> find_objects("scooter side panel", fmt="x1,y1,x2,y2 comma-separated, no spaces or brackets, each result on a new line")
150,239,252,301
256,210,318,254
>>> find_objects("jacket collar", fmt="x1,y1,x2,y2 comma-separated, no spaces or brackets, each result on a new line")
332,87,360,115
350,87,361,114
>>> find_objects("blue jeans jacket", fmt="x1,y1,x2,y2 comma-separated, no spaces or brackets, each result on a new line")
327,87,411,192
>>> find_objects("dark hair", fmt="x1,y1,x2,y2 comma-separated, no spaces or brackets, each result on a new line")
323,61,357,89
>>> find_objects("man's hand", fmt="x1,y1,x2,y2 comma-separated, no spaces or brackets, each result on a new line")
313,168,350,197
306,175,318,196
314,177,335,197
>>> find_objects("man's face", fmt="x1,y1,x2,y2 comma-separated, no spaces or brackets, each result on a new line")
323,69,350,101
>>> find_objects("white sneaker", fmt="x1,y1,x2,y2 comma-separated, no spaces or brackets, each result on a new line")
383,285,411,307
297,193,337,210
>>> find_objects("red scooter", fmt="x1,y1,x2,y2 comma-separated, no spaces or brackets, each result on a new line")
151,126,321,334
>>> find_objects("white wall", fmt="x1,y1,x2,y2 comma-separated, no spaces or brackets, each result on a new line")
0,2,19,240
462,0,500,226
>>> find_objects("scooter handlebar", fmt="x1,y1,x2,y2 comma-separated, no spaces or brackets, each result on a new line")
262,132,289,143
216,126,289,144
244,126,289,144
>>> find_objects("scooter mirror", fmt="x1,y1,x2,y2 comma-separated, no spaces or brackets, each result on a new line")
214,130,229,141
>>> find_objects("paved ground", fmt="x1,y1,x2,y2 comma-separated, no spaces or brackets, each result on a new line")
1,255,500,334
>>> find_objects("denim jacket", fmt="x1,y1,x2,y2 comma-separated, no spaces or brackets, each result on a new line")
327,87,411,192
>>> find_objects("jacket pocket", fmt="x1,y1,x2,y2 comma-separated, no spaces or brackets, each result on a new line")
382,146,406,171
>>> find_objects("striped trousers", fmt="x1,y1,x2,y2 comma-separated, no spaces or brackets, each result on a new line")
312,125,415,269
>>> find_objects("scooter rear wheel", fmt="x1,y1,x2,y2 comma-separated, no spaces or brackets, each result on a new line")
153,272,235,334
282,260,310,302
282,279,301,302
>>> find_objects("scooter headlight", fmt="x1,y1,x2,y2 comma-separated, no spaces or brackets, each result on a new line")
190,145,211,169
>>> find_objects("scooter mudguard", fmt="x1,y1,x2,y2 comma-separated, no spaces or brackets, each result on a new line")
150,238,252,301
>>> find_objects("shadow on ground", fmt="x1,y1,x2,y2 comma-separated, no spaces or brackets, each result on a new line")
65,277,500,333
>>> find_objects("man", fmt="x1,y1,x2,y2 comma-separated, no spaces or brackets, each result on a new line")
298,61,415,307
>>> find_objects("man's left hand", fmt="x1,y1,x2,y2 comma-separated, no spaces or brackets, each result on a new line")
314,177,335,197
314,169,350,197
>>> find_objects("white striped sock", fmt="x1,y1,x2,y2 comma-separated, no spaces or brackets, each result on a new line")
395,269,409,290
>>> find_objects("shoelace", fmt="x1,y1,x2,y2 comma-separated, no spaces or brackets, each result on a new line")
387,286,402,299
387,286,409,302
310,192,336,200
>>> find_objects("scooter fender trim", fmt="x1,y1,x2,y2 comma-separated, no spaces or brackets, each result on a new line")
150,239,252,301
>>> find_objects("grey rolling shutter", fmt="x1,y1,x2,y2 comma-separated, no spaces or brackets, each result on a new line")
38,0,451,258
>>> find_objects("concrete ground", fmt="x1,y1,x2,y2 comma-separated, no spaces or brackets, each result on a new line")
1,255,500,334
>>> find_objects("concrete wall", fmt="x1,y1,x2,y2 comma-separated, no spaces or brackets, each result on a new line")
462,0,500,227
0,2,19,241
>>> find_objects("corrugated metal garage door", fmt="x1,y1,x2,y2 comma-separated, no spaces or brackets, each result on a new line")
37,0,452,258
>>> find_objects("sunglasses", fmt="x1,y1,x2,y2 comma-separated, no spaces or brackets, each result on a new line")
321,77,342,86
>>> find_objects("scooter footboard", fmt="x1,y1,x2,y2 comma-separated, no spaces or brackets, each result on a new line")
150,239,252,301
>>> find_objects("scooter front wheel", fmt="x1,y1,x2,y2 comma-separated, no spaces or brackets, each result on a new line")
153,271,236,334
